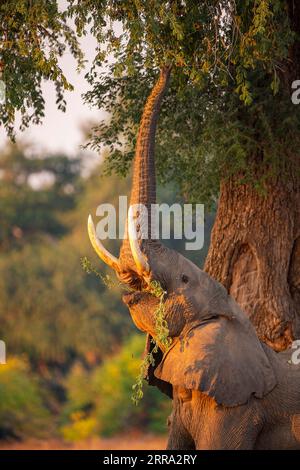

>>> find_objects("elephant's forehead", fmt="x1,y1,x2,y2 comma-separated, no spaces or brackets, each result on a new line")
176,253,202,275
177,254,223,288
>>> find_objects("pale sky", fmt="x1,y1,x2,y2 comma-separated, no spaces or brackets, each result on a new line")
0,22,105,163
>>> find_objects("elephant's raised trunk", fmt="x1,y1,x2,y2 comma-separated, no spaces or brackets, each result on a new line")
119,66,171,272
129,66,171,208
88,66,171,284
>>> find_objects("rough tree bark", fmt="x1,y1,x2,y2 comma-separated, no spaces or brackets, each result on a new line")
204,176,300,351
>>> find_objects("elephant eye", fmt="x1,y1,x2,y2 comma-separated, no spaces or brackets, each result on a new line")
181,274,189,284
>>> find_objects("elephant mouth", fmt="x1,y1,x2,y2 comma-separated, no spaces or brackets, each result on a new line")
122,291,154,307
122,291,143,307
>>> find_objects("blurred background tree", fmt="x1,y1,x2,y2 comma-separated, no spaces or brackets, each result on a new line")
60,335,171,442
0,0,83,137
0,357,51,439
0,143,81,250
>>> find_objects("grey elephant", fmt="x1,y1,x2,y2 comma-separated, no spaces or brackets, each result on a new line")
88,67,300,449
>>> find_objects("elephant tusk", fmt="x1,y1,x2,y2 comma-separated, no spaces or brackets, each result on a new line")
128,205,150,276
87,215,120,272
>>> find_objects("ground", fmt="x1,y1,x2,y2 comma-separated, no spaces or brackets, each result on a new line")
0,433,167,450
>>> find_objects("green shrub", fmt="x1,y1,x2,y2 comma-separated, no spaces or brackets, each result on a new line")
0,357,51,439
60,334,171,441
93,334,169,436
59,362,96,442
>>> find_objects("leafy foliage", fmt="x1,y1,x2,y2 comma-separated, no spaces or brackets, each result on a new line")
132,280,171,406
2,2,298,203
0,241,131,364
70,0,293,88
81,256,133,292
0,0,84,136
0,357,51,439
60,334,171,440
93,334,170,436
0,144,81,249
69,0,300,205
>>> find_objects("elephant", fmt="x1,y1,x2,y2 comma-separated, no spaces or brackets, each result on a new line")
87,66,300,449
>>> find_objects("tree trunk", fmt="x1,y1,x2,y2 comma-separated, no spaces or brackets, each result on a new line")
204,175,300,351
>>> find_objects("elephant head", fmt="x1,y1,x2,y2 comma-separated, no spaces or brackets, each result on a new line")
88,67,277,406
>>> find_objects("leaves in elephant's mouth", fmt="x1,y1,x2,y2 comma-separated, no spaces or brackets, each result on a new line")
80,256,134,292
149,281,172,351
131,280,172,406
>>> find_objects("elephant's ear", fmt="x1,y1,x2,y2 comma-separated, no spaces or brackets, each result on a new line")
154,317,277,407
143,334,173,398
